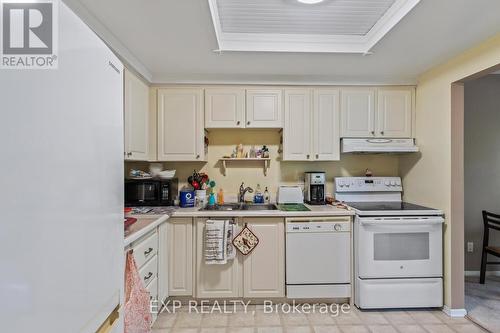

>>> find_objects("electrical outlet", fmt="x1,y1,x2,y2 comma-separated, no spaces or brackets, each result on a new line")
467,242,474,253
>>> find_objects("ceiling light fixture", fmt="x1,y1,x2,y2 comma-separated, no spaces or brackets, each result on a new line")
297,0,325,4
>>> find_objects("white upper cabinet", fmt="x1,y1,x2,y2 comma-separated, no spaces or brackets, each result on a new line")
340,87,414,138
283,89,312,161
205,88,245,128
340,88,376,138
157,88,205,161
283,89,340,161
313,89,340,161
377,88,413,138
246,89,283,128
124,69,149,160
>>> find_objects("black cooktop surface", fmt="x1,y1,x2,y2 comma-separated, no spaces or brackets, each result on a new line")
347,201,438,212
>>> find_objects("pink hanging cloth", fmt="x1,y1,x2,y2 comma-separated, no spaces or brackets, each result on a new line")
124,251,152,333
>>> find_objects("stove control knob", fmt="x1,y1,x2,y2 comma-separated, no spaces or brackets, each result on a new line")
334,224,342,231
385,180,390,186
390,180,396,186
396,180,401,186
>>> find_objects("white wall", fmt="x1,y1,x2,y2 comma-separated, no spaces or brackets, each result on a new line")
399,33,500,308
464,75,500,271
126,128,399,201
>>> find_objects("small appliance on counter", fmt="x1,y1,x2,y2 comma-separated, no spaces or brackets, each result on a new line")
276,186,310,211
277,186,303,204
305,172,326,205
125,178,178,207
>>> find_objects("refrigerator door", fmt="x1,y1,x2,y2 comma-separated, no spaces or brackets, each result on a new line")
0,2,124,333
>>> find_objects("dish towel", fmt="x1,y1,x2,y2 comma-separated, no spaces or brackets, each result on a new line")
205,220,236,264
124,251,152,333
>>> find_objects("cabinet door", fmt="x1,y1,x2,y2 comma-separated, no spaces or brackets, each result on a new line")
167,218,193,296
242,218,285,298
157,88,204,161
195,218,241,298
205,88,245,128
158,222,168,303
313,89,340,161
124,69,149,160
340,89,375,138
377,88,413,138
246,89,283,128
283,89,312,161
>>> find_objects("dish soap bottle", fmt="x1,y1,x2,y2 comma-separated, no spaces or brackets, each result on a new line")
254,184,264,204
264,187,270,204
217,188,224,205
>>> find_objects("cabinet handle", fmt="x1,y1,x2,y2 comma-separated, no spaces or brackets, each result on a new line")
371,131,375,135
380,131,385,135
316,154,319,159
307,154,310,159
196,154,200,159
236,121,240,125
144,272,153,281
144,247,153,256
247,121,251,125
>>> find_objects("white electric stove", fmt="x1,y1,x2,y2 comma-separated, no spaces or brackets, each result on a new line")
335,177,444,310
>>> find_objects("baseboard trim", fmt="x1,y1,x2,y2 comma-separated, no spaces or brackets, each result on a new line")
464,270,500,277
442,306,467,318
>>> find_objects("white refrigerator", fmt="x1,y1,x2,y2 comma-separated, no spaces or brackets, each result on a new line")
0,2,124,332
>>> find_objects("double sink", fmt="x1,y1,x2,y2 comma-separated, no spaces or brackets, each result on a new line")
201,203,278,211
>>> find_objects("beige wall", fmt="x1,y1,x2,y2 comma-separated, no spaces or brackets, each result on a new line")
464,75,500,272
127,128,399,201
399,33,500,309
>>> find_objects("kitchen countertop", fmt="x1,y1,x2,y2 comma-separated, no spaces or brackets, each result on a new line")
124,204,354,247
124,214,170,247
172,204,354,217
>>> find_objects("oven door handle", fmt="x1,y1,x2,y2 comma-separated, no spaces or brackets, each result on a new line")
359,218,444,226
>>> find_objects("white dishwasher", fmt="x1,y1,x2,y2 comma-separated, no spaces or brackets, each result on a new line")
286,217,351,299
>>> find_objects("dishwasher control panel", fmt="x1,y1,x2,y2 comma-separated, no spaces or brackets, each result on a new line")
286,220,350,233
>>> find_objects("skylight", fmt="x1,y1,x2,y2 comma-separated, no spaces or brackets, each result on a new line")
208,0,421,54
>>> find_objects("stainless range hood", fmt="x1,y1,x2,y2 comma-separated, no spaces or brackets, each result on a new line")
342,138,419,153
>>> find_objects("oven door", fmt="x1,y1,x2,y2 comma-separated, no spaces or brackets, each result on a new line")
356,216,443,278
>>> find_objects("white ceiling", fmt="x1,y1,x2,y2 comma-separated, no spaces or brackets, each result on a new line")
70,0,500,84
209,0,419,53
216,0,396,35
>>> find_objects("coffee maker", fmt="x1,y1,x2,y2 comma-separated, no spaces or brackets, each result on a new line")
304,172,326,205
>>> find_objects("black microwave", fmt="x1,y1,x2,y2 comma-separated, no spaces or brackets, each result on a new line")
125,178,178,206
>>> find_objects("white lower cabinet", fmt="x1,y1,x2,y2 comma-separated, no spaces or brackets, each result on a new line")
167,217,193,296
125,224,166,327
195,218,241,298
195,217,284,298
242,218,285,298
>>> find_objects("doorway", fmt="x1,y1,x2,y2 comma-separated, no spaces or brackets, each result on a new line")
462,74,500,332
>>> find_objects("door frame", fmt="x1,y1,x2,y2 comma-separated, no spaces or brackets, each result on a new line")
450,62,500,311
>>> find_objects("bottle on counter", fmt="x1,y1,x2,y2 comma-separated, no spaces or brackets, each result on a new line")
254,184,264,204
217,188,224,205
264,187,270,204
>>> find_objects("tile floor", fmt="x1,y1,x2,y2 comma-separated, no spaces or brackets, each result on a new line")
466,275,500,333
151,305,487,333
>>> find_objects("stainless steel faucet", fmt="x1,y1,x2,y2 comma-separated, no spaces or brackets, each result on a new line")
238,182,254,203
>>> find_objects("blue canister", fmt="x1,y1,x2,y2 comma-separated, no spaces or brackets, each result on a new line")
180,189,195,207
